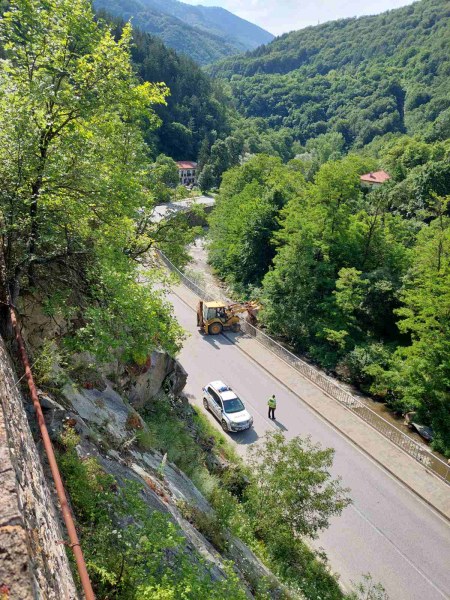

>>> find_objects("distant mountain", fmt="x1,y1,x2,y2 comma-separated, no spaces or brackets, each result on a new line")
208,0,450,146
93,0,274,65
100,13,233,159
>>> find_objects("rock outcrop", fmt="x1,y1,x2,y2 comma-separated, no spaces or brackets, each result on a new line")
43,373,286,598
124,350,187,409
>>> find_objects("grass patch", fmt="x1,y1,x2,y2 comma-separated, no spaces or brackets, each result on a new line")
178,501,228,553
192,408,241,464
140,397,204,477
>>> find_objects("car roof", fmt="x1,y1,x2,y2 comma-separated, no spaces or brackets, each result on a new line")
221,390,238,401
209,380,230,393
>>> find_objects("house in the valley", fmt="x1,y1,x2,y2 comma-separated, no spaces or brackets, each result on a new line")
360,170,391,189
176,161,198,186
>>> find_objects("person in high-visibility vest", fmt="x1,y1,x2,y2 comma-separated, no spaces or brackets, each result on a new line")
268,394,277,420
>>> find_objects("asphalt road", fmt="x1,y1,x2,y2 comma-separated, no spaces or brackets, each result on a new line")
169,290,450,600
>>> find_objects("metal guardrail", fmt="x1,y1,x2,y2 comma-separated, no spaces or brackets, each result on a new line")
157,250,450,485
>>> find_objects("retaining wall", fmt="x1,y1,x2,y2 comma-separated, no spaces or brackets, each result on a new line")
0,338,77,599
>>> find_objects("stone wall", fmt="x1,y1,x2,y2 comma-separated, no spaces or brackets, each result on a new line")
0,338,78,599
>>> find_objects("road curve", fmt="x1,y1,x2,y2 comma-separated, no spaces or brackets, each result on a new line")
169,289,450,600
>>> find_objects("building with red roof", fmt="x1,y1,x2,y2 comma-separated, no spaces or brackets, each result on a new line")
360,170,391,188
176,161,198,186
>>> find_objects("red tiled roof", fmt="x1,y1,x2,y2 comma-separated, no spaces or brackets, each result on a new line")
360,170,390,184
176,161,197,169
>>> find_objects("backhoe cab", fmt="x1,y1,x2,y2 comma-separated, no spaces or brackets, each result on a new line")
196,300,259,335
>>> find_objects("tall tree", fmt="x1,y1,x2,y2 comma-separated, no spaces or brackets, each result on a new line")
0,0,182,360
208,155,305,292
382,198,450,455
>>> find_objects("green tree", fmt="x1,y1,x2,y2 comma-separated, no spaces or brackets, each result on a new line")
381,198,450,454
198,164,216,192
208,155,305,291
246,431,351,540
261,156,371,350
0,0,183,360
147,154,180,203
209,181,278,291
305,132,345,167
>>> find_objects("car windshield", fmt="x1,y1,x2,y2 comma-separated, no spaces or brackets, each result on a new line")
223,397,245,414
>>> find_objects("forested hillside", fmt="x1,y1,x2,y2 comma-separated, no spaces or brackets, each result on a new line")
209,0,450,146
204,0,450,459
93,0,273,65
104,14,233,159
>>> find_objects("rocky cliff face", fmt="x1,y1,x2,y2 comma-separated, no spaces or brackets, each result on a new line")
43,359,282,597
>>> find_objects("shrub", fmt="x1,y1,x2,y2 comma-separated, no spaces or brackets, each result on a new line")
32,341,67,389
178,501,228,552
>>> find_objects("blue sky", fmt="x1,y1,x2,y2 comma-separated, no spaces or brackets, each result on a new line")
183,0,416,35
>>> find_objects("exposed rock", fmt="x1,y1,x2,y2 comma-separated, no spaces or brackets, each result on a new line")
18,293,68,350
124,350,187,409
0,411,34,600
62,381,144,447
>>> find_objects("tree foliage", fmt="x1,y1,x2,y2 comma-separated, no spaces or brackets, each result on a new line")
0,0,183,361
374,200,450,454
208,155,305,291
247,431,351,541
209,143,450,453
210,0,450,147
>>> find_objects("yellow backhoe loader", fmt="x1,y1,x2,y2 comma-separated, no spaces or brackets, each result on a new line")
196,299,260,335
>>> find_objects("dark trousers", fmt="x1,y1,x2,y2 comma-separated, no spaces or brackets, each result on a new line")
268,407,275,420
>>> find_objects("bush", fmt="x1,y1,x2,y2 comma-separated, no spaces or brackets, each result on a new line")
178,501,228,552
142,399,203,475
337,342,393,391
33,341,67,389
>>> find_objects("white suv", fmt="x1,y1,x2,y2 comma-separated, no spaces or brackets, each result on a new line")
202,380,253,432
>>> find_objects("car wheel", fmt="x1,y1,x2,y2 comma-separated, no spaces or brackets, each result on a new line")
203,398,209,411
221,419,229,432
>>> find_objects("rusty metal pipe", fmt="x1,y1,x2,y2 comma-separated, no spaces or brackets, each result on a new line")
9,305,95,600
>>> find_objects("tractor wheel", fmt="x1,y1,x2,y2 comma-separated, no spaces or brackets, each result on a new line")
203,398,209,411
221,419,229,432
231,322,241,333
208,322,223,335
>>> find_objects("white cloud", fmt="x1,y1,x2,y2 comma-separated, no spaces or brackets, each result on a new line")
183,0,415,35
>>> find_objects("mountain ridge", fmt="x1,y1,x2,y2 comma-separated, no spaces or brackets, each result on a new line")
93,0,274,64
207,0,450,146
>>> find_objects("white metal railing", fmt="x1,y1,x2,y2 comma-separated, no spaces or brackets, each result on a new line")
157,249,450,485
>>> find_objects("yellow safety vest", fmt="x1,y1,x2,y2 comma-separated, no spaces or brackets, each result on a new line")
268,397,277,408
